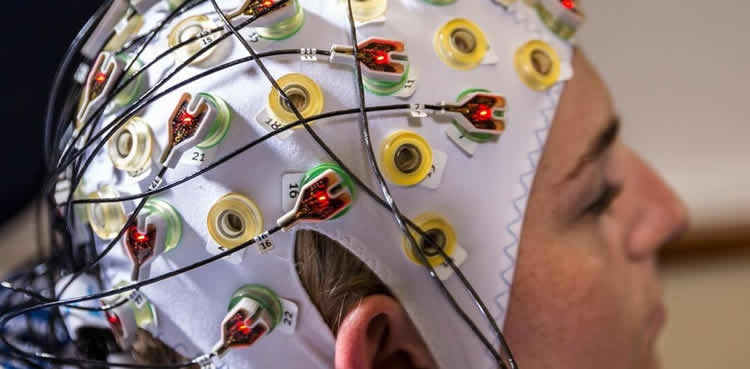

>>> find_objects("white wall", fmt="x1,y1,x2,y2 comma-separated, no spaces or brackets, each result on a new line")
578,0,750,236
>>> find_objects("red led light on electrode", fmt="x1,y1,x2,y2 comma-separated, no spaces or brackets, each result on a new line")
472,104,493,122
561,0,575,10
262,0,273,7
95,73,107,82
237,322,251,335
107,312,120,325
373,50,389,65
135,233,148,242
178,111,195,125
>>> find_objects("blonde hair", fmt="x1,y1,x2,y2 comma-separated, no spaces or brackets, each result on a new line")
130,229,386,364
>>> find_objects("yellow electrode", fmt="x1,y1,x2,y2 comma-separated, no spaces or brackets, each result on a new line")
207,193,264,250
434,18,489,70
402,213,457,267
267,73,325,125
514,39,561,91
380,130,433,187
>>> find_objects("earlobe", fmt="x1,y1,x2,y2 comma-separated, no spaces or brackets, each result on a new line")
335,295,437,369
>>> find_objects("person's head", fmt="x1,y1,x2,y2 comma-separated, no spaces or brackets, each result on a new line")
58,1,687,369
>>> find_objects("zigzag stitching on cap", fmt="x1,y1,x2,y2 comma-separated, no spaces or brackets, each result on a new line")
485,78,561,369
475,6,555,368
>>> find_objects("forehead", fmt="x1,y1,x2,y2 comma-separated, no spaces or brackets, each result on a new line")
537,50,615,184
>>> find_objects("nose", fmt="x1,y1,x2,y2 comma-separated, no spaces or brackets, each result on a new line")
623,150,689,260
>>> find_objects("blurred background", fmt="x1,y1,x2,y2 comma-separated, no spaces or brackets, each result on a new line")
578,2,750,367
0,0,747,368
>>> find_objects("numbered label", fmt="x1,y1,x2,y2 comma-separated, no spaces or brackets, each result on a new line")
255,108,293,139
393,66,418,99
198,30,214,46
281,172,305,212
445,125,479,156
128,289,147,309
254,231,274,255
300,48,318,62
241,29,274,49
245,31,261,43
180,146,218,167
277,298,299,335
434,244,468,281
419,150,448,190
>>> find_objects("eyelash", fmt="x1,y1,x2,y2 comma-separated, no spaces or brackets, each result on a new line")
586,182,622,215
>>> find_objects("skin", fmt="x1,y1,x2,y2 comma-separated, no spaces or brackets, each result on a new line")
335,50,689,369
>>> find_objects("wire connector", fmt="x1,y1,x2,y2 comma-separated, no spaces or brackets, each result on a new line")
76,52,124,131
194,353,218,369
211,296,275,357
223,0,295,28
161,93,217,168
276,169,353,230
123,211,167,282
329,37,409,84
102,300,138,349
437,91,507,136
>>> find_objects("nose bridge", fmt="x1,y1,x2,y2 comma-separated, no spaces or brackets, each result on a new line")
625,151,689,260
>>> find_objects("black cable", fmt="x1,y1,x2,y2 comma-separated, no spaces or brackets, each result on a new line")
119,0,208,54
215,0,512,366
44,0,114,168
342,2,510,367
48,0,195,217
45,0,212,271
47,48,304,244
0,282,129,313
73,104,416,205
56,0,206,184
25,2,521,369
55,166,166,299
53,12,267,200
55,13,272,269
0,226,282,368
55,2,286,181
55,47,306,299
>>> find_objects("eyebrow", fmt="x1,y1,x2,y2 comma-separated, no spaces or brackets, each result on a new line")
563,116,620,181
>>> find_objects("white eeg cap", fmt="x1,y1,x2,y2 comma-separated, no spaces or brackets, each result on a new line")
89,1,575,368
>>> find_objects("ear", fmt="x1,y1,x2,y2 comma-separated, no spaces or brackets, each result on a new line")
335,295,437,369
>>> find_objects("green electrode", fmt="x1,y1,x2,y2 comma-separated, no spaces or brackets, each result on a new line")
196,93,233,149
142,199,183,253
300,163,356,219
228,284,284,332
453,88,504,143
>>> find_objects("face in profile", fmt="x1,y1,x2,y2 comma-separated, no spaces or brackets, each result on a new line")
334,49,688,369
502,49,689,369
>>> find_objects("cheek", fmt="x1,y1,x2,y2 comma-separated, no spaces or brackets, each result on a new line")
505,228,641,369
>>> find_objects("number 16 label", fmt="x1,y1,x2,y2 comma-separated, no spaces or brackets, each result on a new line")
281,173,305,212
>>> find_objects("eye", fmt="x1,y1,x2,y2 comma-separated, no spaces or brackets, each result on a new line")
585,182,622,215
